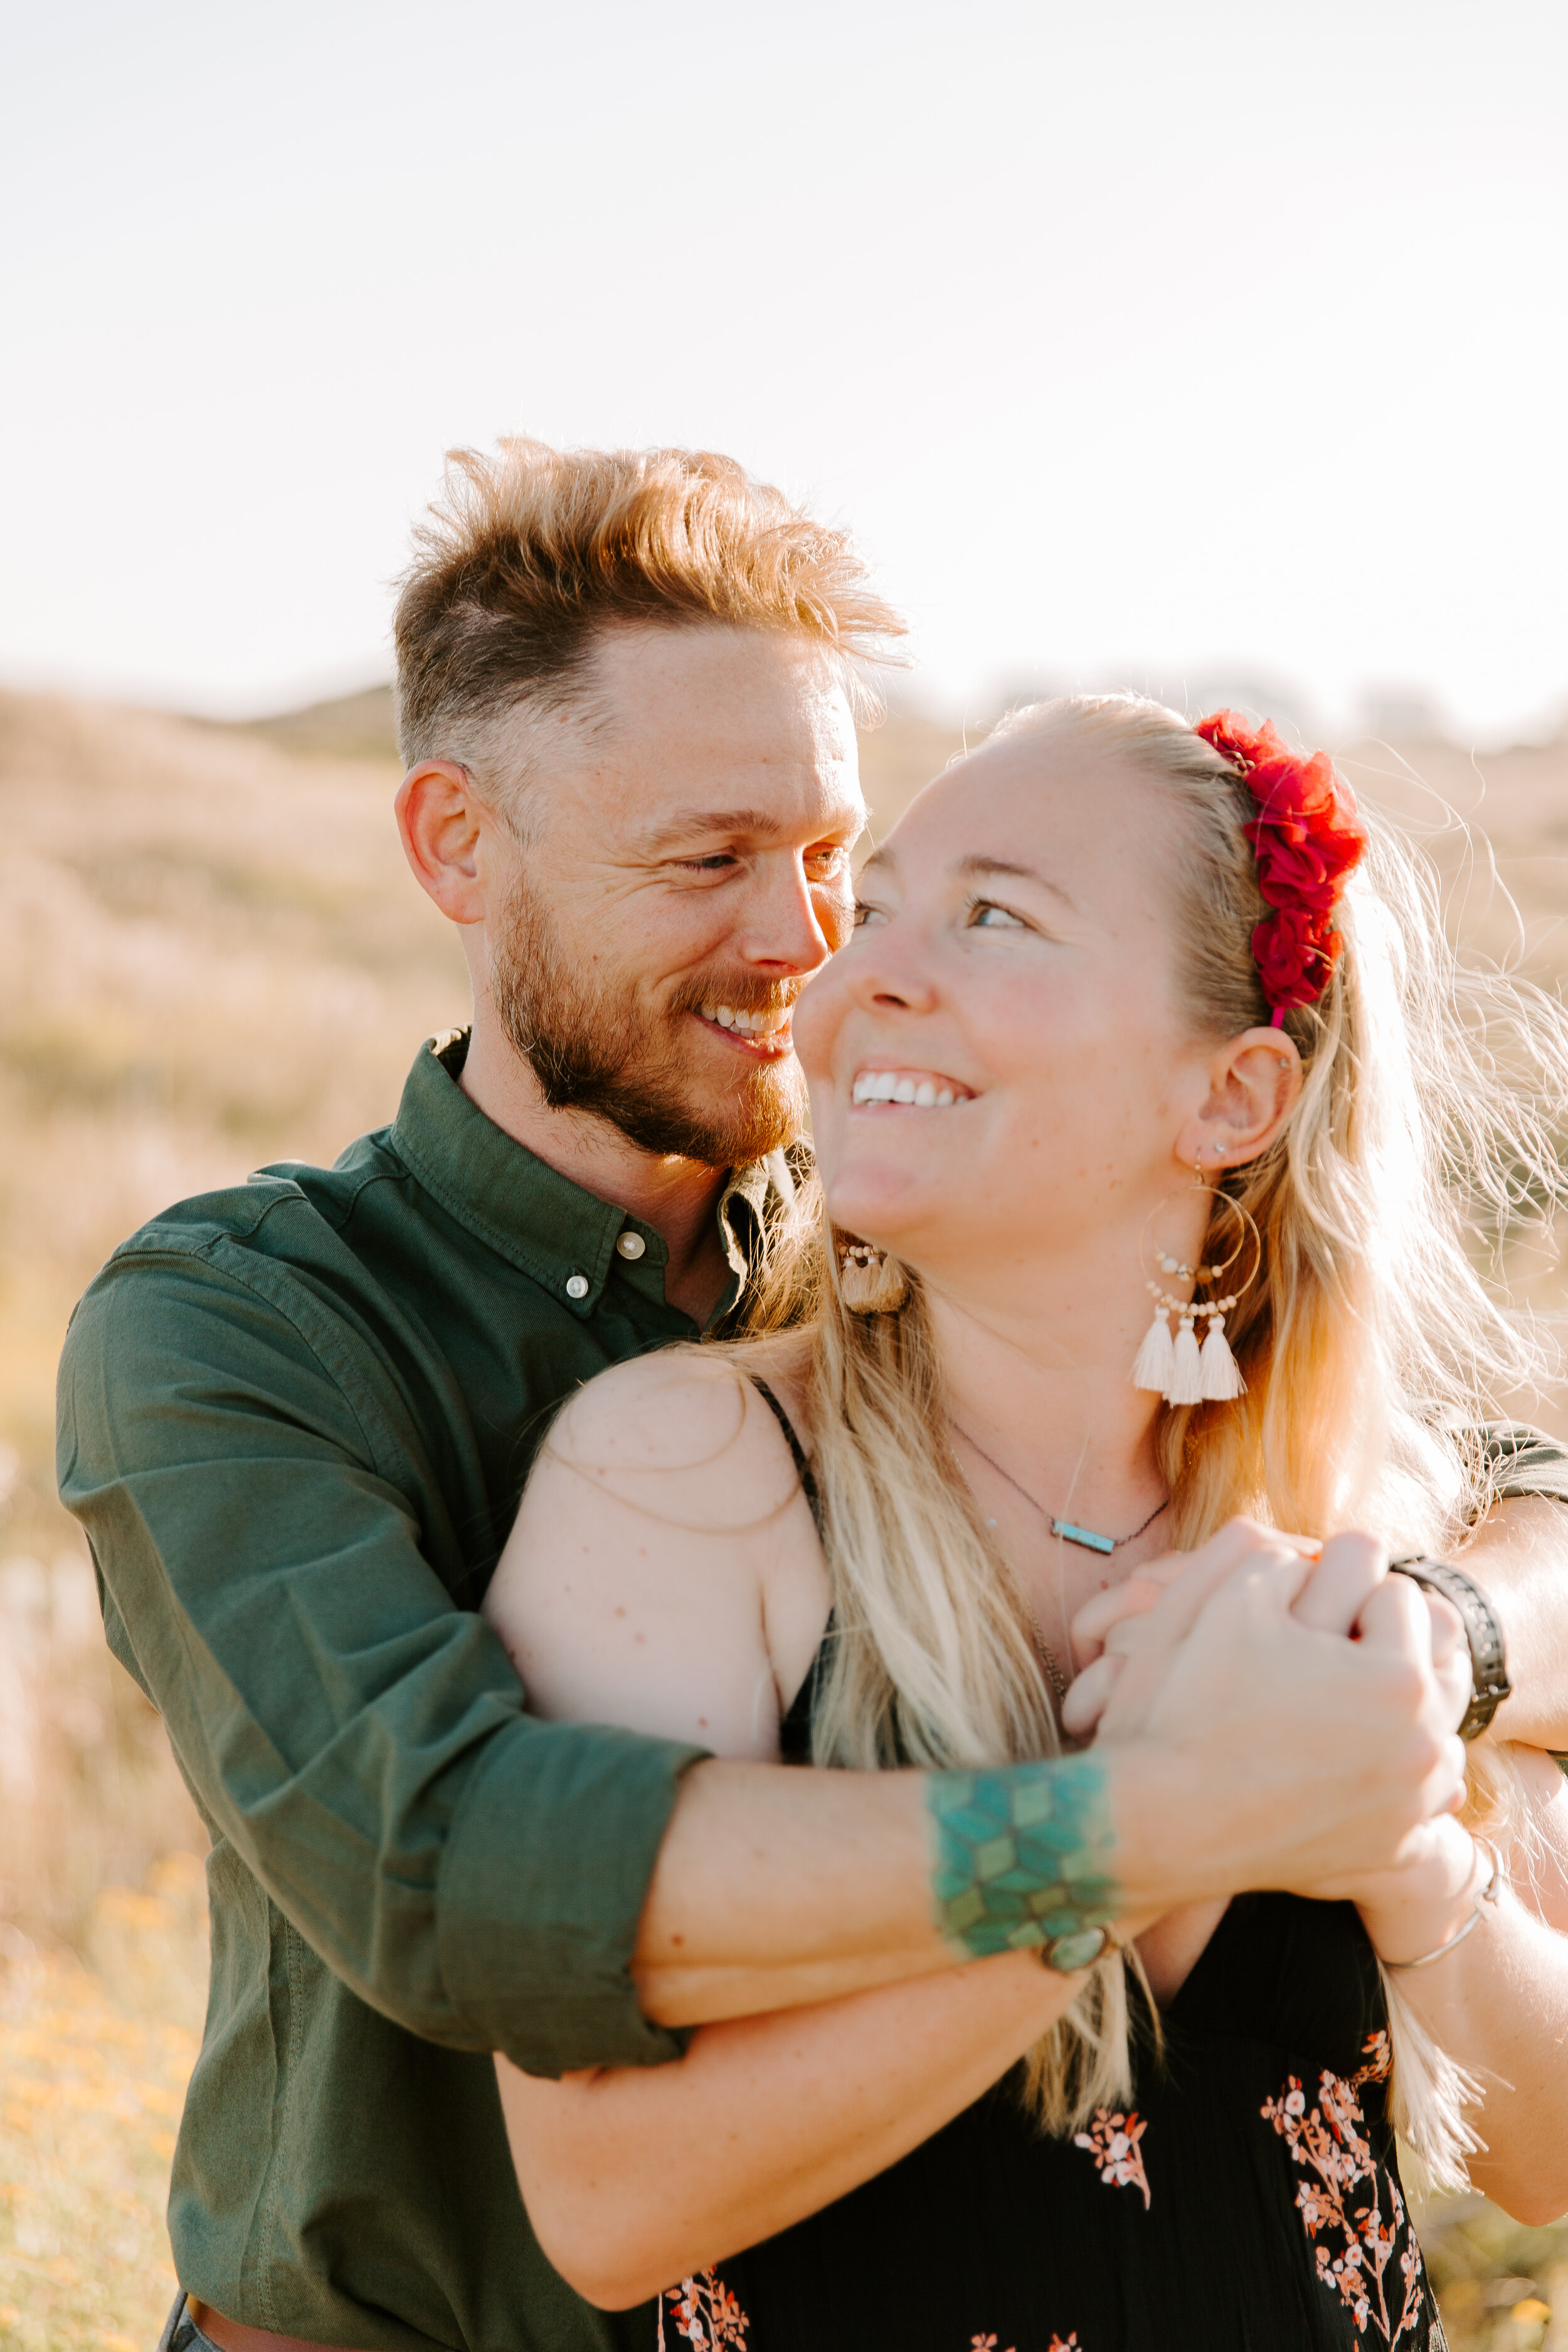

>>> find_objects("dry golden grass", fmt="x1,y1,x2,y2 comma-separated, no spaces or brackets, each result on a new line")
0,1858,207,2352
0,689,470,1592
3,685,1568,2348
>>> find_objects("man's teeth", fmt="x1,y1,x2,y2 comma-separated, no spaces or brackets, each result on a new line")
701,1002,790,1038
851,1071,963,1108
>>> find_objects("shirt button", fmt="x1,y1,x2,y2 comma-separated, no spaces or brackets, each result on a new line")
615,1231,647,1260
565,1274,589,1300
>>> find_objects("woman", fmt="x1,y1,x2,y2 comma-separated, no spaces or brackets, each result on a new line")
484,697,1568,2350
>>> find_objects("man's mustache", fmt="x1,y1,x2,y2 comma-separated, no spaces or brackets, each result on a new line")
669,977,805,1022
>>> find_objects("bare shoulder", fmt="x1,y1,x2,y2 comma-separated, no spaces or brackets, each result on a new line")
485,1343,829,1755
541,1346,807,1528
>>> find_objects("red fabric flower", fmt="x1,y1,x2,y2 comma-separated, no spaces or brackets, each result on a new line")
1195,710,1366,1017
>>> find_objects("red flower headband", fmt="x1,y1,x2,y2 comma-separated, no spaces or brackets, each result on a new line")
1194,711,1367,1025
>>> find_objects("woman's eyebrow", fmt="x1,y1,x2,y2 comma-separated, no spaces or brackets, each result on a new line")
955,854,1078,912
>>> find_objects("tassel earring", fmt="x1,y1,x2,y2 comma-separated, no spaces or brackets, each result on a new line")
1168,1313,1204,1406
1130,1308,1175,1394
1199,1312,1246,1401
839,1237,909,1313
1131,1170,1261,1408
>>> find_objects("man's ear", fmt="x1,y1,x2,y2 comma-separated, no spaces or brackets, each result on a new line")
396,761,502,927
1174,1029,1303,1172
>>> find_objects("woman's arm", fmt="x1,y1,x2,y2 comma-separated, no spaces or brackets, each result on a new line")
495,1954,1086,2307
484,1353,1093,2306
1070,1547,1568,2212
1354,1735,1568,2222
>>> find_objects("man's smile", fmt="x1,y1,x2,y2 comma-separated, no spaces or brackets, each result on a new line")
696,1000,795,1058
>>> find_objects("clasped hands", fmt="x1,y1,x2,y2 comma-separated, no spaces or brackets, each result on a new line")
1063,1522,1481,1944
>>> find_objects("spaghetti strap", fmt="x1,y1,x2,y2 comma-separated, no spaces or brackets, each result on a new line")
750,1380,831,1762
750,1379,821,1529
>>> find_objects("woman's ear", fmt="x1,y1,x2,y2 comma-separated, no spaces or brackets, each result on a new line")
1174,1029,1302,1172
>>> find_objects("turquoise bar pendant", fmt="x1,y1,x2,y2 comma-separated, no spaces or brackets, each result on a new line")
1050,1519,1116,1555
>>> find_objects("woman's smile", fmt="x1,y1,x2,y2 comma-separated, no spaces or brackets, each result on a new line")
850,1067,975,1108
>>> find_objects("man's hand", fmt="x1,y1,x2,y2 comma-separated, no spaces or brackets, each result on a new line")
1086,1527,1470,1913
1065,1519,1471,1742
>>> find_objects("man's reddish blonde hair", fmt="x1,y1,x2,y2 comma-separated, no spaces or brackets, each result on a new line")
394,437,903,788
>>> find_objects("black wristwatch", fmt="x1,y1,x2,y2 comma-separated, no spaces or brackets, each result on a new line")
1391,1556,1512,1739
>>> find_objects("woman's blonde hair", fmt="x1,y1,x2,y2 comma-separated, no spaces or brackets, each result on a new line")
737,694,1568,2183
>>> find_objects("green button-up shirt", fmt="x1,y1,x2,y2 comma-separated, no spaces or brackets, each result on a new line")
56,1031,792,2352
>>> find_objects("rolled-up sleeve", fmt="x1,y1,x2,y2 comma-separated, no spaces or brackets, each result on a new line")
1482,1424,1568,1506
56,1239,704,2076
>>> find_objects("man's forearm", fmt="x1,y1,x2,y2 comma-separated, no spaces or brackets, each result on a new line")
1465,1498,1568,1750
634,1761,952,2025
637,1749,1230,2025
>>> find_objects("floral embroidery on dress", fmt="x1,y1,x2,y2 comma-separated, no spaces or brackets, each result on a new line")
962,2336,1079,2350
1261,2029,1429,2346
1073,2107,1151,2210
658,2269,749,2348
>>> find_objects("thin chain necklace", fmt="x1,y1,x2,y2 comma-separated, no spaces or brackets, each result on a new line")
950,1422,1171,1557
950,1424,1169,1710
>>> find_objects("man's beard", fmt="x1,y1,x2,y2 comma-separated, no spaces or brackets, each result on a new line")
487,871,807,1167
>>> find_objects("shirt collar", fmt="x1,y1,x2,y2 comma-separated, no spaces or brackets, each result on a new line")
390,1029,787,1329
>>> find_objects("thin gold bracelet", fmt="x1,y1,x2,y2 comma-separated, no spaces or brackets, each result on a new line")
1385,1838,1503,1971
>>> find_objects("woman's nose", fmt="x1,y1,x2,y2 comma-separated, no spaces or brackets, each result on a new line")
849,919,940,1012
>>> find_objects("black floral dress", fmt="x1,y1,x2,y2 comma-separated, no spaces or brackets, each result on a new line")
611,1887,1443,2352
607,1393,1447,2352
630,1891,1448,2352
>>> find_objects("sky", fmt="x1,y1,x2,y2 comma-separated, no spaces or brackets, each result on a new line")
3,0,1565,743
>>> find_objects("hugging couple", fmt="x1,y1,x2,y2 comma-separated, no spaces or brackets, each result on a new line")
61,440,1568,2352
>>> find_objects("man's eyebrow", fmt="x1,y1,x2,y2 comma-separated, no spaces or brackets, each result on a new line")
955,854,1077,911
635,806,856,854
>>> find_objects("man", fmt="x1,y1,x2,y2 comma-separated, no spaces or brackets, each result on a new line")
58,439,1568,2352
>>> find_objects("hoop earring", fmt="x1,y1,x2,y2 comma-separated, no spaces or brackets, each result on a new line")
1130,1168,1261,1407
838,1237,909,1313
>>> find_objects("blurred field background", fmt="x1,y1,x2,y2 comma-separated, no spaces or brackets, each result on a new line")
4,686,1568,2348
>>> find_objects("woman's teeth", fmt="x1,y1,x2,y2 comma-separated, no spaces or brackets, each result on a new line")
851,1071,967,1108
701,1002,790,1038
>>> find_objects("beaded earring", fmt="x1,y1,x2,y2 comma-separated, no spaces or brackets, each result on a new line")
1131,1170,1261,1407
838,1237,909,1313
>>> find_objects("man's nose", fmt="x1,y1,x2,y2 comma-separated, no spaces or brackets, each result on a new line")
731,853,839,974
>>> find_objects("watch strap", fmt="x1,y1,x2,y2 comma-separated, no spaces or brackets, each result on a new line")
1391,1555,1511,1739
